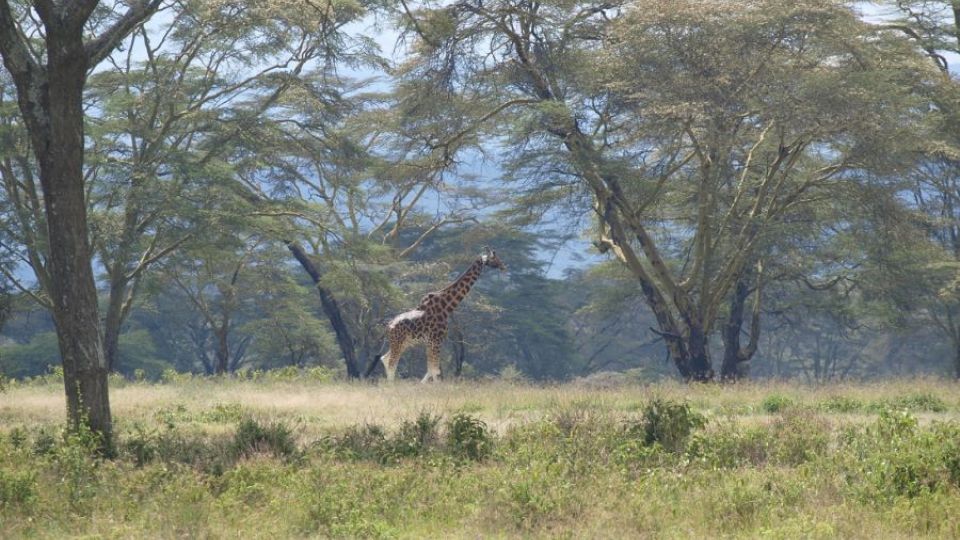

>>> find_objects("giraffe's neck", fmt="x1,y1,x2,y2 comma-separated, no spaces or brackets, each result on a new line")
438,258,484,315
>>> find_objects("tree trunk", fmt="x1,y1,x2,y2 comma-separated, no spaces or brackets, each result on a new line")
684,322,714,382
450,322,466,377
214,326,230,375
286,242,361,378
954,339,960,380
721,277,756,381
14,25,113,445
103,275,128,372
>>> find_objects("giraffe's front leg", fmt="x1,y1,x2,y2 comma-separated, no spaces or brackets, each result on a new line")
422,341,442,383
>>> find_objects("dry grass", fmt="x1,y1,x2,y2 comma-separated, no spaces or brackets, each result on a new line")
5,376,958,425
1,376,959,539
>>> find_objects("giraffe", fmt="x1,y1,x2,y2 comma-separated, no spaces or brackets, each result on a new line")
366,247,506,382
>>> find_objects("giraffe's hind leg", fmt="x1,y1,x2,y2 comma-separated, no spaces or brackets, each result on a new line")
422,341,442,383
383,336,408,382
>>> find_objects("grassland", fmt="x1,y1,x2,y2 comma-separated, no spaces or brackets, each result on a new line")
1,375,959,538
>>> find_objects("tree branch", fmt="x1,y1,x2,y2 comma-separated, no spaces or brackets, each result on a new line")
85,0,164,68
0,0,41,77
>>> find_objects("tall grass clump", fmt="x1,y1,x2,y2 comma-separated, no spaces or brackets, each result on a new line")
319,412,488,464
868,393,949,413
0,469,37,509
447,413,492,461
839,409,960,501
761,393,795,413
631,397,706,452
231,417,298,461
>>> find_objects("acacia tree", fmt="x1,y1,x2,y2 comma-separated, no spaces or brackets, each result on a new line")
878,0,960,378
398,0,932,380
0,0,162,443
227,69,499,377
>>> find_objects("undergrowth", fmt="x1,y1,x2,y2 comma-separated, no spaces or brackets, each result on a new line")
1,385,959,538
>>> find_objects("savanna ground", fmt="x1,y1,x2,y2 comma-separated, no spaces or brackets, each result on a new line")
1,372,959,539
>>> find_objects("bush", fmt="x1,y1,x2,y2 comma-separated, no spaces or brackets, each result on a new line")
232,417,298,460
767,409,830,465
629,398,705,452
818,395,863,413
321,423,389,462
385,412,442,461
761,393,795,413
122,423,160,467
687,423,772,468
0,469,36,509
869,393,948,413
840,410,960,501
447,413,492,462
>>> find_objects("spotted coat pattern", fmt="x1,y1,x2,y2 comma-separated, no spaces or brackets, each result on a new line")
375,250,505,382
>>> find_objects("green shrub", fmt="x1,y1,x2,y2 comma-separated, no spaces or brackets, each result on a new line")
840,410,960,501
122,423,158,467
0,469,36,508
869,393,948,413
687,424,772,468
761,393,795,413
382,411,442,462
767,409,830,465
447,413,492,462
232,417,298,460
160,369,192,384
200,402,245,423
818,395,863,413
54,423,104,510
320,423,388,462
266,366,301,381
32,428,56,456
7,426,27,449
629,398,705,452
304,366,335,382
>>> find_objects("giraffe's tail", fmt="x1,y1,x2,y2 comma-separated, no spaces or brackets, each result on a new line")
364,354,382,379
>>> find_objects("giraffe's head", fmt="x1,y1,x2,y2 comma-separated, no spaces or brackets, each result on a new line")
481,247,506,272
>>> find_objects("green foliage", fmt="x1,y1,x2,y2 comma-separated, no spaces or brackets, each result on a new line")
54,422,105,511
375,411,443,463
630,398,706,452
818,395,864,413
762,393,796,413
840,409,960,502
0,469,36,509
231,417,298,461
447,413,492,462
0,333,60,379
868,393,949,413
0,381,959,537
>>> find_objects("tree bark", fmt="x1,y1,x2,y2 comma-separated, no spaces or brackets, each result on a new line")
450,322,466,377
720,279,753,381
286,241,361,378
0,5,110,443
955,338,960,380
214,325,230,375
103,274,128,372
0,0,162,449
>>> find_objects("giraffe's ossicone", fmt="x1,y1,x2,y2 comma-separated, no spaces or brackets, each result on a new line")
366,248,506,382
